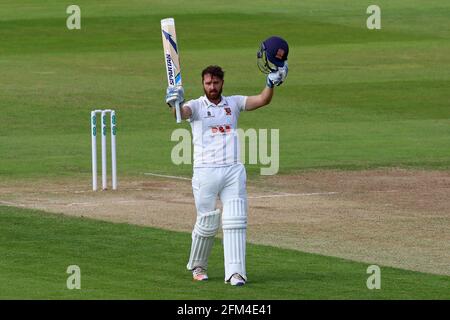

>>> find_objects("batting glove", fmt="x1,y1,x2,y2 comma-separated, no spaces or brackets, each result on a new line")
266,62,288,88
165,85,185,108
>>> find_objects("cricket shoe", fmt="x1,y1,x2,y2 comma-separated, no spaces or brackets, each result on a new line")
192,267,208,281
226,273,246,286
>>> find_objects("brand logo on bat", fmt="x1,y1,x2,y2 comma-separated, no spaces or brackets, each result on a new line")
166,53,175,85
162,30,178,53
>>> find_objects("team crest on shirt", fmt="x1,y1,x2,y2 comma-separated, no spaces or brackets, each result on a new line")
224,107,232,116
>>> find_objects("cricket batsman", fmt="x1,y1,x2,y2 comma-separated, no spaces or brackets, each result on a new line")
165,36,289,286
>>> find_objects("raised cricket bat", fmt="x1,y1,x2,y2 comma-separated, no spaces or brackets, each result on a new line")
161,18,182,123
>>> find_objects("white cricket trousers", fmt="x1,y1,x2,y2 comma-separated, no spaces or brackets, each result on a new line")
192,164,247,212
188,163,248,281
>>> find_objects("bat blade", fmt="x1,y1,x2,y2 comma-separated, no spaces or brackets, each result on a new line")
161,18,182,123
161,18,182,86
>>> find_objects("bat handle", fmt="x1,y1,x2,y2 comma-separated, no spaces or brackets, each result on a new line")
175,100,182,123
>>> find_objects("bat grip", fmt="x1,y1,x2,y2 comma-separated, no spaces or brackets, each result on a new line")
175,100,182,123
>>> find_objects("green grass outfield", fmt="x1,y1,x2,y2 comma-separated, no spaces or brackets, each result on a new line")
1,0,449,300
0,0,449,179
1,205,449,299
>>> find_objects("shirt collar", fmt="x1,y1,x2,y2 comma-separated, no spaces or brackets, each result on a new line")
202,95,227,107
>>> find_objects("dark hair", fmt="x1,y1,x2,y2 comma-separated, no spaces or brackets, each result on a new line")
201,65,225,80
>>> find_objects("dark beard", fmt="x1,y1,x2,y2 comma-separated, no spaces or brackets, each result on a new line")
204,87,222,102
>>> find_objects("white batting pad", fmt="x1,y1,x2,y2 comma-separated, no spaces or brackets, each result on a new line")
186,209,221,270
222,198,248,281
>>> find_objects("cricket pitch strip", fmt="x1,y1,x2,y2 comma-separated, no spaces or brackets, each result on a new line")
1,168,449,276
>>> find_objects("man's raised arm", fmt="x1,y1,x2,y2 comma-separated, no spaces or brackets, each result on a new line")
245,62,288,111
245,87,274,111
166,85,192,120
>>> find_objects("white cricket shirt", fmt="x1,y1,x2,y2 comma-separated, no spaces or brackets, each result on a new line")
185,95,247,168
